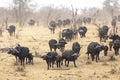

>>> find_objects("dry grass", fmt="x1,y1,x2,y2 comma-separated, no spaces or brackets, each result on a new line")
0,24,119,80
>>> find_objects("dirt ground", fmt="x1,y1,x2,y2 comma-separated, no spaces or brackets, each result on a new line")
0,24,120,80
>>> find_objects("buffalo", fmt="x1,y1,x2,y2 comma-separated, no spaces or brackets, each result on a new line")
8,44,31,66
113,39,120,56
8,48,19,63
62,19,71,27
86,42,108,62
109,34,120,51
58,38,67,52
49,39,59,52
27,53,34,64
57,19,63,27
98,25,109,42
62,29,73,41
109,34,120,41
7,25,16,36
78,26,87,38
72,42,81,54
28,19,35,26
41,51,58,70
62,50,80,67
56,55,62,68
49,21,57,34
82,17,91,24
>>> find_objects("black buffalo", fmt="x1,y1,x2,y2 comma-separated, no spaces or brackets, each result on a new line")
86,42,108,62
109,34,120,51
113,39,120,56
109,34,120,42
83,17,91,24
49,39,59,52
62,29,73,41
56,55,62,68
27,53,34,64
72,42,81,54
98,25,109,42
57,19,63,27
41,51,58,70
62,50,80,67
62,19,71,27
28,19,35,26
103,45,109,56
7,25,16,36
49,21,57,34
78,26,87,38
58,38,67,52
8,45,31,66
8,48,19,63
86,17,91,24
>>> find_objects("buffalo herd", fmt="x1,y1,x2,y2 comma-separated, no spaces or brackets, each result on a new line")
42,24,120,69
61,26,88,41
3,23,120,70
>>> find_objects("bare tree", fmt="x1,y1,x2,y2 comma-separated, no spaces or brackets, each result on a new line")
71,5,78,28
38,6,72,26
12,0,31,27
103,0,120,19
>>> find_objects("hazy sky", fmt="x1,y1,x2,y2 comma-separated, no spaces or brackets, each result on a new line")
0,0,119,9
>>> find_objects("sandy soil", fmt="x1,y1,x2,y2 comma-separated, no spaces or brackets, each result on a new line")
0,24,120,80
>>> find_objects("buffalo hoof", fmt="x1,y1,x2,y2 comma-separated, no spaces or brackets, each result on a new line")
66,65,69,67
115,54,118,56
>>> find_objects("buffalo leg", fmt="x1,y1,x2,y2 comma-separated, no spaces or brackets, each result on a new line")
67,60,69,67
74,60,77,67
96,53,99,62
46,61,50,70
114,48,119,56
26,57,28,64
59,61,61,67
98,53,100,60
15,56,17,63
50,48,52,52
52,62,54,68
65,59,67,66
20,60,22,65
56,62,58,67
109,42,113,51
91,54,94,61
54,48,56,52
61,59,63,65
23,58,25,66
88,53,89,59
